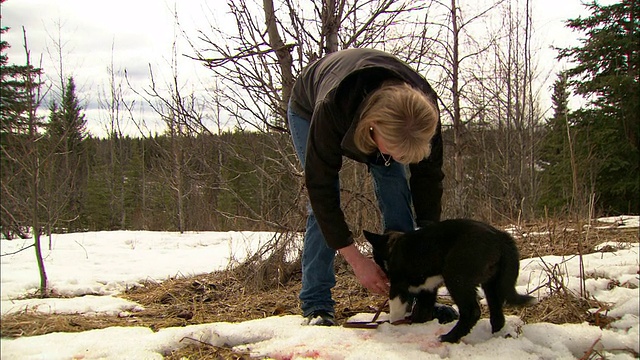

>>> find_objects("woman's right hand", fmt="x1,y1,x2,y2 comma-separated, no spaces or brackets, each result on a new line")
339,244,389,296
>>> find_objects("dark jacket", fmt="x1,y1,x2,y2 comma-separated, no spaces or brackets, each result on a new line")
289,48,444,250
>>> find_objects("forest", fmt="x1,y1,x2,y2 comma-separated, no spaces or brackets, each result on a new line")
1,0,638,240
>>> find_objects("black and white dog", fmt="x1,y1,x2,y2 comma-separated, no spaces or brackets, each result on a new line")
363,219,535,343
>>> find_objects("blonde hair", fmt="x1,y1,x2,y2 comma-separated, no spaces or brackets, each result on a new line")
354,82,438,164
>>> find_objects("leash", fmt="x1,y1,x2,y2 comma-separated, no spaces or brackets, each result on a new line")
343,298,389,329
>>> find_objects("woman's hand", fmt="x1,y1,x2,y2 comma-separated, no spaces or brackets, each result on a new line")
339,244,389,296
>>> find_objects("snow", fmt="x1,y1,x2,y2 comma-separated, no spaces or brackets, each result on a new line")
1,217,638,360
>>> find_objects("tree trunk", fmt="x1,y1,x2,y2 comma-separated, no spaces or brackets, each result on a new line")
263,0,295,124
450,0,466,217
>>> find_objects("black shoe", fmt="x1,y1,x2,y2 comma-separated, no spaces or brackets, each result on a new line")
305,311,336,326
433,303,458,324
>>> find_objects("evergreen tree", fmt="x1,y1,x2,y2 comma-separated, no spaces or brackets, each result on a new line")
46,77,89,230
0,25,43,135
557,0,639,214
0,22,44,238
48,77,87,145
539,73,575,214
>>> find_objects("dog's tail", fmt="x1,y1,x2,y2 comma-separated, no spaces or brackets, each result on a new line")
499,233,537,306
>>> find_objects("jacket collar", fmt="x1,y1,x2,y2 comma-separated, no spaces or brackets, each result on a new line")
340,102,372,163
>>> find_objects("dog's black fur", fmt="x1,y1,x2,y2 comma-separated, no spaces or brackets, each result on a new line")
363,219,535,343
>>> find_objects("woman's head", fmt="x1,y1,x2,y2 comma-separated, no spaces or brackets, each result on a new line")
354,82,438,164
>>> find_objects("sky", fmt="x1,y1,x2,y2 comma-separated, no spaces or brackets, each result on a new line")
2,0,219,137
0,0,614,137
1,216,638,359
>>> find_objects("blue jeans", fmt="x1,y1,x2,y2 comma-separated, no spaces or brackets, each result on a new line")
288,105,414,317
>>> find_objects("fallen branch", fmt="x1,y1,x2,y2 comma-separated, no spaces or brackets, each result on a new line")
579,336,601,360
1,244,35,257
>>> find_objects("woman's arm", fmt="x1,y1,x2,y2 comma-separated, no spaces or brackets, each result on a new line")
339,243,389,295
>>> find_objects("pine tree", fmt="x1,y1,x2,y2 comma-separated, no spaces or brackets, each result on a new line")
557,0,639,214
46,77,89,230
559,0,639,151
0,26,43,135
48,77,87,145
539,73,575,214
0,23,44,238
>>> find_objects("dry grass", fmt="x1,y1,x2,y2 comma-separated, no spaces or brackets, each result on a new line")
1,222,637,359
506,219,639,259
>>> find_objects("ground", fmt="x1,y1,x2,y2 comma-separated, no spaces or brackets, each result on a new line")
1,221,637,359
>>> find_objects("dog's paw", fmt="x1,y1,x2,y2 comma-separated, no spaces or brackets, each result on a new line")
439,332,461,343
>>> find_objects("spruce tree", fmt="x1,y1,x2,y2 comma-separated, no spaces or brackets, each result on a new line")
0,26,43,135
539,73,574,214
0,23,44,238
557,0,639,214
46,77,89,230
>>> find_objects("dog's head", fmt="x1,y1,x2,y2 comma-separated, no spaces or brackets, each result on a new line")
362,230,404,275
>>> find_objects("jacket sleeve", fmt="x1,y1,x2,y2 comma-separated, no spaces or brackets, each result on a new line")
409,119,444,225
304,100,354,250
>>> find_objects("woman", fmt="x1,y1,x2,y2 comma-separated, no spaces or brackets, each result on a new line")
288,48,456,326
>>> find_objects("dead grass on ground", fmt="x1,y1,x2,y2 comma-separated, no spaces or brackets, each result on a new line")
507,219,639,259
1,222,637,359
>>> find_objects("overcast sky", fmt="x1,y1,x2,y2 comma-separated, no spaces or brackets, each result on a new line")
2,0,598,137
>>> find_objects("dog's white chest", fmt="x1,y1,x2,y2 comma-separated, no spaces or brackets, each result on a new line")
408,275,444,293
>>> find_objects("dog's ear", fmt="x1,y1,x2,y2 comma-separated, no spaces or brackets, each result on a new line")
362,229,376,242
362,230,387,246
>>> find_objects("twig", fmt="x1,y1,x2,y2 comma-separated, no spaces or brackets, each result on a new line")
579,336,601,360
179,336,216,347
1,244,35,257
74,240,89,259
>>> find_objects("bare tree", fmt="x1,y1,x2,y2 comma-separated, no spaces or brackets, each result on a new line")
405,0,505,217
188,0,428,131
479,0,542,220
179,0,441,236
131,64,198,232
95,44,130,229
1,28,51,296
136,0,550,236
126,7,223,232
39,20,90,238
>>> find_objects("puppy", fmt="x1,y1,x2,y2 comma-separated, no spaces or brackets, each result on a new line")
363,219,535,343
